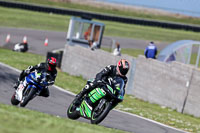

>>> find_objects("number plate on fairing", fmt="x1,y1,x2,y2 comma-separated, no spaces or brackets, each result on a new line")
18,84,24,90
15,84,24,101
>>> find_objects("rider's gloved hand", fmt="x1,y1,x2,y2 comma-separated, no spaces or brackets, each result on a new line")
93,79,104,86
25,69,30,74
96,80,103,84
47,81,54,86
84,79,104,90
25,66,33,74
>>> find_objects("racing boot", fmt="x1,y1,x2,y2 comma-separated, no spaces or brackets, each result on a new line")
13,70,26,90
13,79,20,90
75,81,97,105
75,84,92,105
75,89,87,105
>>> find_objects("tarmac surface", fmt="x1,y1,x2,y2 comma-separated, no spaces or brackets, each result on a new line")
0,27,169,55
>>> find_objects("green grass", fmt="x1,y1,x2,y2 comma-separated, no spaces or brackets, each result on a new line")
121,48,144,58
10,0,200,26
1,48,200,132
1,6,200,43
0,7,69,31
0,104,127,133
102,47,145,58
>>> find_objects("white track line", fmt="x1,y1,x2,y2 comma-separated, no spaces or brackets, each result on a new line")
0,62,21,73
0,62,187,133
52,85,75,96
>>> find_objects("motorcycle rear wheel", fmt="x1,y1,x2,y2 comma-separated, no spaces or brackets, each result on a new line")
91,101,112,124
67,98,80,120
20,88,36,107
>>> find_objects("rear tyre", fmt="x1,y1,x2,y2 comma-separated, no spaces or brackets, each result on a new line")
67,98,80,120
11,92,20,105
20,88,36,107
91,102,112,124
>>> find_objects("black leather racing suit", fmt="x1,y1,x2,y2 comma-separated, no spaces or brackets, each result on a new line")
17,63,57,97
77,65,127,99
95,65,127,84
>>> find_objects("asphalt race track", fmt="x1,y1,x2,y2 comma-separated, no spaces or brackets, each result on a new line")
0,27,185,133
0,27,169,55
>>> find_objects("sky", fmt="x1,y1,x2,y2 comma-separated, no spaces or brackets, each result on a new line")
96,0,200,17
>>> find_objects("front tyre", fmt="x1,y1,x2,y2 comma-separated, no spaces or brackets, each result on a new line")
20,88,36,107
91,102,112,124
67,98,80,120
11,92,20,105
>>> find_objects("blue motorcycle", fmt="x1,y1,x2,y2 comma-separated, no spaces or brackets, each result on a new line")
11,70,48,107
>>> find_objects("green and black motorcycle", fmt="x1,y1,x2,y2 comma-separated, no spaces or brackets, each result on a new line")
67,76,125,124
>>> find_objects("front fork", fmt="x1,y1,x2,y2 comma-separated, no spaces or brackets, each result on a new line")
21,84,38,102
97,99,106,110
96,99,114,113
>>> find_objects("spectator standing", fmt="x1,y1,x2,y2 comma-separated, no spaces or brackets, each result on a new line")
144,41,157,59
113,42,121,56
90,40,98,50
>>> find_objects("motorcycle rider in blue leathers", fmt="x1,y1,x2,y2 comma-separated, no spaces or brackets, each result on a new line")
13,57,57,97
144,41,157,59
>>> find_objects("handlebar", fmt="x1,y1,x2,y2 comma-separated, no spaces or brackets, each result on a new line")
30,71,48,87
102,85,119,100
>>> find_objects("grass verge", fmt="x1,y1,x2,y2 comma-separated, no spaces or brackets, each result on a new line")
0,104,127,133
1,6,200,43
0,47,200,132
10,0,200,26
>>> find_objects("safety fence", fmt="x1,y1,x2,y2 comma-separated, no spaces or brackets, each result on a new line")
1,0,200,32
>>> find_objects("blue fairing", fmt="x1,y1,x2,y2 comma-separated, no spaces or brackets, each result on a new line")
25,72,45,91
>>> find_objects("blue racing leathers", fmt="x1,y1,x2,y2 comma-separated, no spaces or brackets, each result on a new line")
144,44,157,59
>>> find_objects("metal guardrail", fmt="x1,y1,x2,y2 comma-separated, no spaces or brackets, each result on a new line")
1,0,200,32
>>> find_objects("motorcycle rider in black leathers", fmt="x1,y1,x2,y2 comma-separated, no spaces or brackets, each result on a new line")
76,59,130,103
13,57,57,97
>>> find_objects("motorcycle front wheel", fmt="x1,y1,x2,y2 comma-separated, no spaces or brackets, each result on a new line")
91,101,112,124
67,98,81,120
20,88,36,107
11,92,20,105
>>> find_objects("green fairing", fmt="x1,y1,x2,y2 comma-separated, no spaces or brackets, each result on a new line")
79,88,107,118
106,85,114,94
80,101,92,118
89,88,106,103
116,86,121,91
79,104,84,116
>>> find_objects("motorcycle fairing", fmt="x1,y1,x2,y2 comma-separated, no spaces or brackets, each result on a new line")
88,88,106,103
79,100,93,118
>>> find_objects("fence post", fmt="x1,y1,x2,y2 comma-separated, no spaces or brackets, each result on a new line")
126,58,136,94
